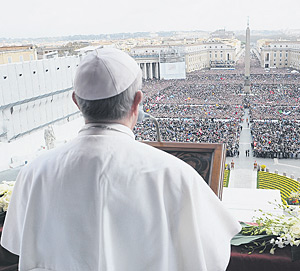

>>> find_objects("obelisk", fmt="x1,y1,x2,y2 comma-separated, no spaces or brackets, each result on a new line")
244,18,251,94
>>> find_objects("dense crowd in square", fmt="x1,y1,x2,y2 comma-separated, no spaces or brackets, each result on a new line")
134,53,300,158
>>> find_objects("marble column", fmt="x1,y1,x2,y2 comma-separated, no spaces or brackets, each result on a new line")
142,63,147,79
155,62,159,79
149,63,153,79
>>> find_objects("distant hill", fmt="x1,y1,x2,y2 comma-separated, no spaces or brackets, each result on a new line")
0,31,181,44
235,29,300,43
1,29,299,45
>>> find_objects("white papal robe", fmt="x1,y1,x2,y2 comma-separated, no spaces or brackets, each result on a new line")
2,123,241,271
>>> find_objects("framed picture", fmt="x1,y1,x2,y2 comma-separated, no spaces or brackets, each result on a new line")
143,142,226,199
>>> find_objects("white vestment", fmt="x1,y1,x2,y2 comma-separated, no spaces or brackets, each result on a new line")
2,123,241,271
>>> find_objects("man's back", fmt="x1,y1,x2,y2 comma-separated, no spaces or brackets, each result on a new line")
2,123,240,271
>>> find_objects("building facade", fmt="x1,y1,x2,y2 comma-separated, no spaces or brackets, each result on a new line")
184,44,209,72
0,45,38,64
130,39,241,79
202,41,238,70
258,40,300,70
289,47,300,71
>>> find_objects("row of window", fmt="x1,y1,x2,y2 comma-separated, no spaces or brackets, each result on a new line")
272,63,288,66
209,54,231,59
206,46,224,49
6,55,34,63
273,53,288,57
267,44,289,48
188,54,232,61
265,52,290,60
186,45,230,52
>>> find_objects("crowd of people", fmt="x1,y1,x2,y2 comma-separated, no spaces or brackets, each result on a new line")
250,105,300,120
134,118,241,157
143,104,244,120
251,121,300,158
135,53,300,158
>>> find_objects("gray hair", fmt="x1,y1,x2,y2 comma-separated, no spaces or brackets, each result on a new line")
75,70,142,122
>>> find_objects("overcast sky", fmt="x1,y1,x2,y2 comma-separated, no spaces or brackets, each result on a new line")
2,0,300,38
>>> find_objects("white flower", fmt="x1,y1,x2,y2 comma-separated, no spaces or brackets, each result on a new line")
281,233,293,245
1,192,12,211
0,181,15,212
286,234,292,241
290,221,300,239
0,183,10,196
282,227,288,233
243,202,300,255
275,238,285,248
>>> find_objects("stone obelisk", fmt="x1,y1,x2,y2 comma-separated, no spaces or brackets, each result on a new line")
244,19,251,94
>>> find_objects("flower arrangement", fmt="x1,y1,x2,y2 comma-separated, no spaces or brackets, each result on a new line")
287,191,300,206
234,201,300,260
260,165,267,171
0,181,15,212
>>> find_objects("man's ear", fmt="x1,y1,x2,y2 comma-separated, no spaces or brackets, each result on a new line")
72,92,80,109
131,91,143,116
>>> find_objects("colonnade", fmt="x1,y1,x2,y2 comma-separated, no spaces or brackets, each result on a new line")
139,62,160,80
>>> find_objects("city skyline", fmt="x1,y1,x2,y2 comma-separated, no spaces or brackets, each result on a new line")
2,0,300,39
